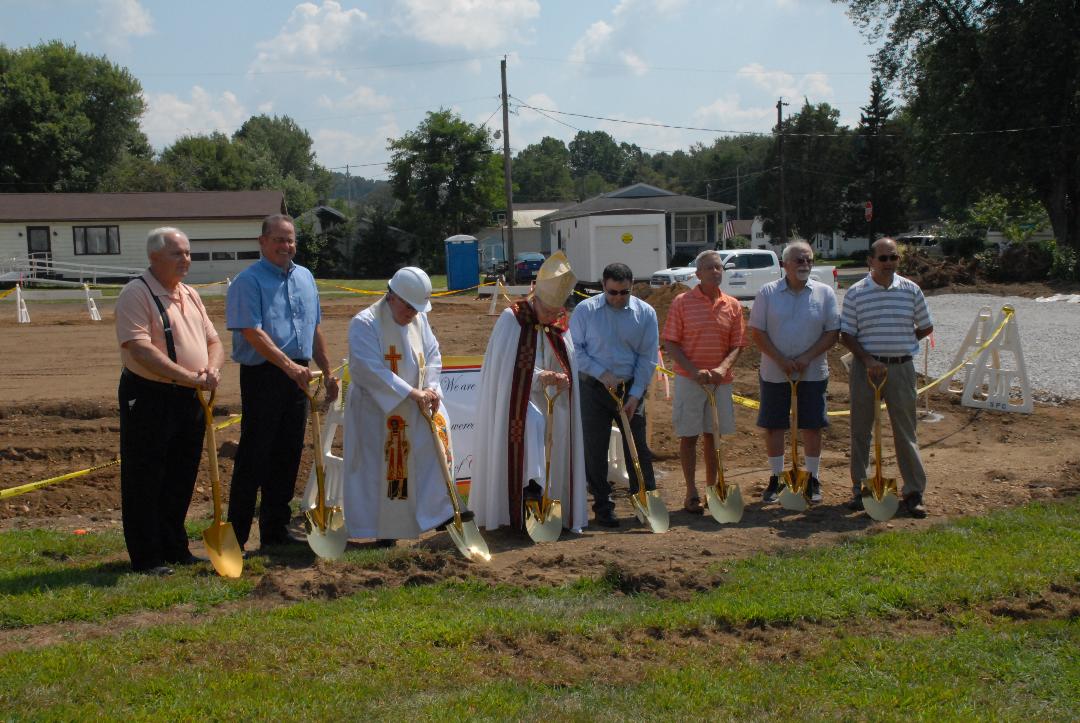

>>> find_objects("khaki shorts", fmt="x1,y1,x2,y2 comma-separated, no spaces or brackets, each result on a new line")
673,374,736,438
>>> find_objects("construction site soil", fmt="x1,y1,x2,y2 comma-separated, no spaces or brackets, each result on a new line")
2,291,1079,605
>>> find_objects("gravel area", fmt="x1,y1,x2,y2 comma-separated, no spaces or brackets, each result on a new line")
916,294,1080,401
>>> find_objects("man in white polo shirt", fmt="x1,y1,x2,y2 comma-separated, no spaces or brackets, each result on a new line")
840,237,934,517
749,240,840,504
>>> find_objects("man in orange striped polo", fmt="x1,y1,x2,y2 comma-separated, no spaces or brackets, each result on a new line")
661,250,748,513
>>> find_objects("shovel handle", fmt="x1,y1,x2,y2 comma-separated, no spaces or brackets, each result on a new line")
867,369,889,486
195,389,224,526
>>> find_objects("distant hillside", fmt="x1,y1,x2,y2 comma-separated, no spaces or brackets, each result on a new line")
328,172,389,203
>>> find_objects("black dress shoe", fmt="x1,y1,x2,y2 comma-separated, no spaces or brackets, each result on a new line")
594,513,620,528
373,539,396,548
141,565,174,577
524,479,543,504
260,532,307,547
436,510,475,531
169,553,207,566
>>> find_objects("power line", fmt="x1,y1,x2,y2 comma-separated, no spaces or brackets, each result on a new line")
513,102,1076,139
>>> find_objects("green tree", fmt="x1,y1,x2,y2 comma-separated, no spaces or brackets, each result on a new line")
98,152,177,192
760,101,852,241
234,114,332,200
0,41,147,191
512,137,574,202
568,130,622,191
842,77,910,239
387,109,501,266
837,0,1080,257
354,208,405,278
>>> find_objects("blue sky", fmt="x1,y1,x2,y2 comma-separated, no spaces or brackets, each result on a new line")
2,0,880,180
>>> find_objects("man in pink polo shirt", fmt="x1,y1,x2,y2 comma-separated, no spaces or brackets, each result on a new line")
115,227,223,575
661,250,748,513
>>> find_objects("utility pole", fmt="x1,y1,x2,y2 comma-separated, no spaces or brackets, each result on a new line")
736,165,741,220
777,97,789,244
500,56,516,284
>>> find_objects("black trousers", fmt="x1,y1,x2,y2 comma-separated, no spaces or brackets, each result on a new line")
118,371,204,571
579,375,656,516
227,362,308,548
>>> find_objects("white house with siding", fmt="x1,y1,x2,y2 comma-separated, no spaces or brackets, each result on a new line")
0,191,286,284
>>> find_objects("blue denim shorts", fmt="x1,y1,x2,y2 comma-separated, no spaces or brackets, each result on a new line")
756,378,829,429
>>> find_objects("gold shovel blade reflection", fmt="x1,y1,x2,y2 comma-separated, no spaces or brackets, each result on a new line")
447,517,492,561
203,521,243,578
706,483,744,524
860,478,900,522
304,505,348,560
630,490,669,533
778,470,811,512
525,498,563,543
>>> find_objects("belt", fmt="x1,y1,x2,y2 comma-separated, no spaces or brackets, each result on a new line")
872,355,913,364
121,367,196,395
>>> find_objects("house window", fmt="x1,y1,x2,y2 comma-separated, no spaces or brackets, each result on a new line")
755,231,764,239
237,250,260,260
73,226,120,255
674,215,706,245
190,252,210,261
212,251,236,261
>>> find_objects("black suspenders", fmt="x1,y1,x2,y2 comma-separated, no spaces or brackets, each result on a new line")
138,277,177,363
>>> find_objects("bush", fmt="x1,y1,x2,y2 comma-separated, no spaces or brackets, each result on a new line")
939,235,984,259
1049,240,1080,282
849,249,869,262
976,241,1053,282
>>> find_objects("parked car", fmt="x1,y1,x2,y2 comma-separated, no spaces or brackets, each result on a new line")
513,251,546,281
650,249,837,300
895,233,943,256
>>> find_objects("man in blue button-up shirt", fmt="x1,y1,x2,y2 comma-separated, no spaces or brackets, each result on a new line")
225,214,339,550
569,262,659,527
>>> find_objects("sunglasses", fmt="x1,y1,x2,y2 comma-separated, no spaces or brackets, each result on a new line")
875,254,900,262
605,288,631,296
791,258,813,265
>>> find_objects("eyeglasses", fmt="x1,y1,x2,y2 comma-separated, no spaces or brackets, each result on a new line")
605,288,631,296
875,254,900,262
791,258,813,265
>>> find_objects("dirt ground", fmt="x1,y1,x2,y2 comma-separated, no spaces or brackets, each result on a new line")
1,291,1079,605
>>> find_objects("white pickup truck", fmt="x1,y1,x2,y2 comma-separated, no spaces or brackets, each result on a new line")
649,249,837,299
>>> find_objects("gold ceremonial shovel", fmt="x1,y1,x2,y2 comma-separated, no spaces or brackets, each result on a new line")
608,386,669,533
860,370,900,522
196,390,243,578
303,372,348,559
422,408,491,562
701,385,743,524
778,375,811,511
526,386,565,543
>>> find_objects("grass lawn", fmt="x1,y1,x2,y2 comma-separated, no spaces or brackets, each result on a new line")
1,498,1077,719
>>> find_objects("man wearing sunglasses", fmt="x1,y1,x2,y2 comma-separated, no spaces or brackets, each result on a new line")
840,237,934,518
569,262,659,528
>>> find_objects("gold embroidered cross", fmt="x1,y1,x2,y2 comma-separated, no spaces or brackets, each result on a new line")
384,345,402,374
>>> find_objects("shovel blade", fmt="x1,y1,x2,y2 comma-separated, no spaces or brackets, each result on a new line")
631,490,669,534
860,477,900,522
305,506,348,560
779,470,811,511
526,499,563,543
202,521,243,578
706,483,744,524
447,519,492,562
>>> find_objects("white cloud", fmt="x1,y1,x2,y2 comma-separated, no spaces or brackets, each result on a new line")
316,85,393,112
251,1,370,77
737,62,833,101
693,94,774,132
568,20,613,64
396,0,540,50
141,86,248,149
619,51,648,76
96,0,153,50
613,0,687,18
312,116,401,171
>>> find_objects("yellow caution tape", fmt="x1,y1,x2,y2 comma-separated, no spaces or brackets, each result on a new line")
0,458,120,500
0,287,16,301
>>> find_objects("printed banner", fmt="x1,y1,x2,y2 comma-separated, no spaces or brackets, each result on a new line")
440,355,484,487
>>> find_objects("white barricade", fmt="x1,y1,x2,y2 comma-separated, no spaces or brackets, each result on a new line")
949,305,1032,414
16,284,30,324
84,284,102,322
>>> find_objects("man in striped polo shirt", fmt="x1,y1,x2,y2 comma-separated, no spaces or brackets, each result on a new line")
840,237,934,517
662,250,748,514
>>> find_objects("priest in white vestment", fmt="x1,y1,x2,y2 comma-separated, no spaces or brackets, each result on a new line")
471,251,588,533
343,267,462,542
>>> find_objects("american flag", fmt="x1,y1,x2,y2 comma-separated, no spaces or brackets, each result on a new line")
722,219,735,241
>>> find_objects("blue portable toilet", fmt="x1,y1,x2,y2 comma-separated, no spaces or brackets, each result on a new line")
444,234,479,291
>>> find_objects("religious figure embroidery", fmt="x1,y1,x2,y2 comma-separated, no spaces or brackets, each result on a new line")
385,415,409,499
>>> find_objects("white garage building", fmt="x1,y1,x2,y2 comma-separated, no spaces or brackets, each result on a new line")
0,191,286,285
